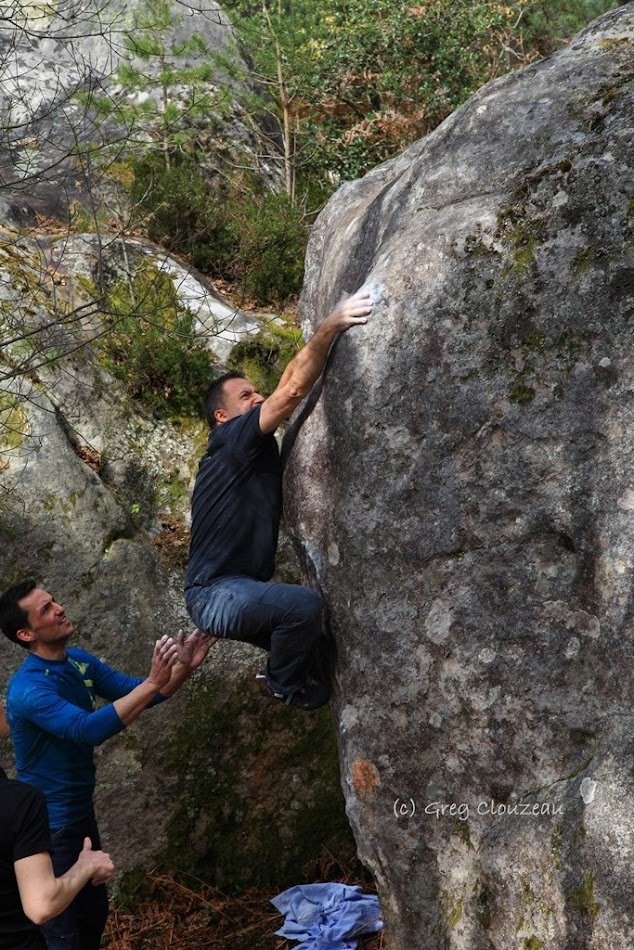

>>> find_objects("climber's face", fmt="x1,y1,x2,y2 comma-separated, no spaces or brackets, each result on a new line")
213,377,265,425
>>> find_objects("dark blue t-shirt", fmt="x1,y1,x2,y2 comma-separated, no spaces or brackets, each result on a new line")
185,405,282,587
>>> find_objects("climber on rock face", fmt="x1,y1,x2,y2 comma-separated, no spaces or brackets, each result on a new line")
185,287,373,711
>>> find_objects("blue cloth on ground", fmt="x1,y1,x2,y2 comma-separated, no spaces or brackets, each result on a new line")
271,883,383,950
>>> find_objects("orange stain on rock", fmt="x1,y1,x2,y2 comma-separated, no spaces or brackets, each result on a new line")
351,759,380,794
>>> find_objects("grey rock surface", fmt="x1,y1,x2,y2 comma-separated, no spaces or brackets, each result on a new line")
284,5,634,948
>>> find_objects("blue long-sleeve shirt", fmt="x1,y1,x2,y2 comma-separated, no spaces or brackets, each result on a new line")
7,648,155,829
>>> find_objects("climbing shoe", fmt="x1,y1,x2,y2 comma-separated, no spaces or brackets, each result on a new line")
266,681,330,711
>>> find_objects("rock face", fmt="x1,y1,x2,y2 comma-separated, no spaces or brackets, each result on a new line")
284,6,634,948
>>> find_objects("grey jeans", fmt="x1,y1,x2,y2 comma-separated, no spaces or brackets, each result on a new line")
185,576,327,694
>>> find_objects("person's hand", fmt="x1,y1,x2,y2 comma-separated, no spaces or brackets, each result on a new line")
174,628,217,671
146,635,178,691
77,837,114,886
322,288,373,332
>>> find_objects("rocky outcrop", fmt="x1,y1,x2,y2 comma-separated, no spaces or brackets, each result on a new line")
284,6,634,948
0,0,353,895
0,232,351,888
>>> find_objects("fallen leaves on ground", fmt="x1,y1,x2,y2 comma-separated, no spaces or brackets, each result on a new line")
151,514,190,569
103,868,386,950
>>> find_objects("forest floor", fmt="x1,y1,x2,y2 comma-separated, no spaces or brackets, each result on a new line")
103,868,385,950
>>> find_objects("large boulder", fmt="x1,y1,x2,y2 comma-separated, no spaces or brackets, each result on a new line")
284,5,634,948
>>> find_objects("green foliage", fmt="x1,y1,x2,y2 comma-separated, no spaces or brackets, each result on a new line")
98,261,213,418
228,320,303,394
221,0,621,191
236,193,308,303
82,0,620,312
304,0,515,180
89,0,226,167
515,1,620,58
222,0,519,185
129,152,307,304
129,152,240,275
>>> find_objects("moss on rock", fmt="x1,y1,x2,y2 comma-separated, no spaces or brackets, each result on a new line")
509,380,536,404
161,672,357,890
0,394,29,451
569,872,601,919
228,321,303,397
523,937,545,950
